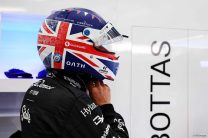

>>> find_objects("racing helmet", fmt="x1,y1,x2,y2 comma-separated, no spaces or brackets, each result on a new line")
37,8,124,80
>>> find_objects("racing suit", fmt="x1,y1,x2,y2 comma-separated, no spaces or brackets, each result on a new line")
20,72,129,138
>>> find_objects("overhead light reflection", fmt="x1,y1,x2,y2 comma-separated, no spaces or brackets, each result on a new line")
111,41,132,52
111,41,150,54
133,45,150,54
0,7,27,12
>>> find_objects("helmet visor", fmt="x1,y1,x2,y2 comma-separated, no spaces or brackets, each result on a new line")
83,22,123,47
95,22,123,46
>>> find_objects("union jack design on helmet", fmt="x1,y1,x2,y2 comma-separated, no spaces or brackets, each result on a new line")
37,8,122,80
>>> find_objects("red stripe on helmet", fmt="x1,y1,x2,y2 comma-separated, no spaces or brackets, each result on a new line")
74,53,99,68
105,75,114,80
77,36,88,40
65,40,117,60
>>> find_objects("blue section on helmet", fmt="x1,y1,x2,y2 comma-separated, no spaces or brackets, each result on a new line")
38,28,42,33
97,58,119,75
46,20,58,32
47,8,107,30
43,53,52,68
37,46,41,51
64,51,104,80
70,24,85,35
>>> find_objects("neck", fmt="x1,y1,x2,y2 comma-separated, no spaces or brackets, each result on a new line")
47,69,88,92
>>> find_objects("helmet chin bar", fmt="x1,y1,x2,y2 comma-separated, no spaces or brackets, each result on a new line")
83,22,123,47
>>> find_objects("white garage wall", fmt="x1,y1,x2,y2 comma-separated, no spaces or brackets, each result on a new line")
0,0,208,138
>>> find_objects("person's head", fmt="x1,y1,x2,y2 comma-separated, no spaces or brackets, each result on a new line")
37,8,124,81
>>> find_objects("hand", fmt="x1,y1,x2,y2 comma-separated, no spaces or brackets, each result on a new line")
87,80,111,106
